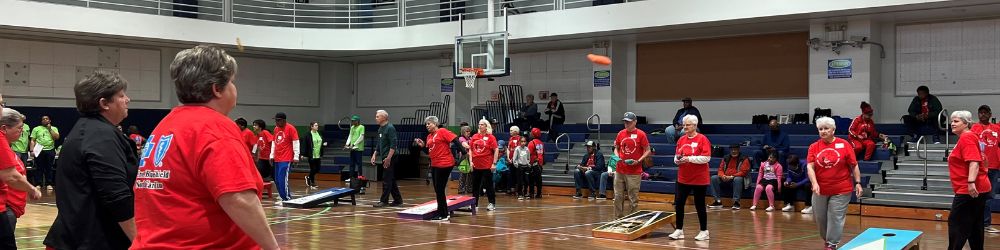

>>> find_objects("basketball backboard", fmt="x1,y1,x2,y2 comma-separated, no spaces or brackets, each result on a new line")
454,31,509,79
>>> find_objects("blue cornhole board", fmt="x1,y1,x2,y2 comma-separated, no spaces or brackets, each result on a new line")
841,228,922,250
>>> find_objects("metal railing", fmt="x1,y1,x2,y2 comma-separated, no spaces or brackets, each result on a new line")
586,113,600,142
916,135,929,190
337,115,352,130
555,132,570,174
937,109,950,158
32,0,637,29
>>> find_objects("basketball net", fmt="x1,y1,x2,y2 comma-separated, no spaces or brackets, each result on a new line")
459,68,483,89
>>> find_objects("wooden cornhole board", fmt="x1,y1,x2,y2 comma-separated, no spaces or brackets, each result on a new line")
592,210,676,241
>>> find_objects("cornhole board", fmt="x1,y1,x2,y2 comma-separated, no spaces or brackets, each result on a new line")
841,228,922,250
282,187,357,208
398,195,476,220
592,210,676,241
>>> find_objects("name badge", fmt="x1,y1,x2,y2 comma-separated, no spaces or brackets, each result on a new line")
835,143,844,149
693,143,700,148
630,134,637,139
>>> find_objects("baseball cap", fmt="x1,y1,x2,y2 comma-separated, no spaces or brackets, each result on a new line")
622,112,637,122
681,97,692,103
274,112,287,120
585,141,596,147
351,115,361,121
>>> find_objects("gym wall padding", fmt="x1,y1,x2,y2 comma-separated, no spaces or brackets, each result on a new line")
635,32,809,102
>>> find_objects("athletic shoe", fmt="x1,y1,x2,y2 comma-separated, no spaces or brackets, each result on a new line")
987,226,1000,233
765,206,774,212
389,202,404,207
597,195,607,200
732,202,741,210
588,195,596,200
694,230,710,241
276,201,283,206
429,215,450,222
708,201,723,208
573,193,582,199
535,194,542,199
518,196,525,200
487,203,496,211
372,202,389,208
782,204,794,212
668,229,684,240
749,205,757,210
801,206,814,214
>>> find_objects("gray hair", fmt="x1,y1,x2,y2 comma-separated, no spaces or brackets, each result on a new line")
0,108,24,127
682,114,699,125
951,110,974,126
509,125,520,134
815,116,836,130
478,117,493,134
424,116,439,126
170,45,238,104
460,125,472,135
75,70,128,113
376,110,389,119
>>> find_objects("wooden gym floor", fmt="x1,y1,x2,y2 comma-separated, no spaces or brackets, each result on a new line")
12,174,1000,249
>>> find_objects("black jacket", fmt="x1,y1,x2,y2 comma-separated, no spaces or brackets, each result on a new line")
671,106,703,127
300,130,325,159
44,114,138,250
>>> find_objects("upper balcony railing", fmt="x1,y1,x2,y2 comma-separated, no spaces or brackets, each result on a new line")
28,0,635,29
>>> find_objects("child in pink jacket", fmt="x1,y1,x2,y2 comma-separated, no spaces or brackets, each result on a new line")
751,153,783,211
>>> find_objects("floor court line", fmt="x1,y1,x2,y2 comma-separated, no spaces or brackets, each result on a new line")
371,231,526,250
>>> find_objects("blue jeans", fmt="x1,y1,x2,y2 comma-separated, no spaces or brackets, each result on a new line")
664,125,682,144
349,150,363,179
600,172,613,196
709,175,745,203
274,161,291,201
573,169,597,194
985,169,999,226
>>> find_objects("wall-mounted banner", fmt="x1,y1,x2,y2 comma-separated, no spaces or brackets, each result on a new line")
594,70,611,87
827,59,852,79
441,78,454,92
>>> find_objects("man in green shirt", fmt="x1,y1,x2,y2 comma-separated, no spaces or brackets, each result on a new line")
344,115,365,182
371,110,400,207
30,115,60,190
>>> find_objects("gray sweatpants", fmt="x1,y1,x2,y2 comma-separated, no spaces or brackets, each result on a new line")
812,193,851,247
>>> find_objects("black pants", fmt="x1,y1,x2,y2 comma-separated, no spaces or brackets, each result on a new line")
307,158,321,186
431,166,453,218
349,151,363,179
675,183,708,231
472,169,496,206
0,207,14,249
902,115,942,139
949,194,987,250
516,166,529,196
35,150,56,188
548,119,565,142
379,158,402,204
531,165,543,196
256,159,272,181
781,185,812,206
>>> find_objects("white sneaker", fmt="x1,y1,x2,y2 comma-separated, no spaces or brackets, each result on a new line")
276,201,284,206
695,230,710,241
487,203,496,211
987,226,1000,233
801,206,813,214
765,206,774,212
668,229,684,240
749,205,757,210
781,204,794,212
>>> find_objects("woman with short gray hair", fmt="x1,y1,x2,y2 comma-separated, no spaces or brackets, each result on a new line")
0,107,40,249
946,110,990,250
414,116,463,221
44,70,137,249
805,117,863,250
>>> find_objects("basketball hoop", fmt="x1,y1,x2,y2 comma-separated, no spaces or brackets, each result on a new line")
459,67,484,88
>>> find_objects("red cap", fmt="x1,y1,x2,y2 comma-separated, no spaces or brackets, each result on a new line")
531,128,542,139
860,102,873,115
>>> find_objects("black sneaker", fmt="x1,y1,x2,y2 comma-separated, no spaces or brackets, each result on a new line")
535,194,542,199
373,202,389,208
708,201,723,208
732,201,741,210
429,215,450,222
573,193,583,199
389,202,404,207
597,195,607,200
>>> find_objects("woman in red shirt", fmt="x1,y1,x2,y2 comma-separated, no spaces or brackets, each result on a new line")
469,118,499,211
669,115,712,241
946,110,991,250
849,102,887,161
252,119,274,182
806,117,862,250
414,116,461,221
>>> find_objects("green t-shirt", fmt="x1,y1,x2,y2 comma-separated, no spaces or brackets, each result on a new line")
31,125,59,150
311,131,322,159
375,123,397,162
347,124,365,152
10,124,30,153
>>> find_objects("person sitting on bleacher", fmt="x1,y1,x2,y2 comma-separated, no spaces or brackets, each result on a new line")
850,102,888,161
758,118,790,164
781,154,812,213
902,85,943,143
665,97,703,143
572,141,606,200
514,94,540,131
709,144,751,210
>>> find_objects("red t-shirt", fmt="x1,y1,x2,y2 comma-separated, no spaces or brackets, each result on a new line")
133,105,263,249
971,123,1000,169
615,128,649,175
807,137,858,195
241,129,256,153
426,129,458,168
507,135,521,160
948,131,992,195
528,139,545,166
255,130,273,160
470,133,497,170
4,148,25,217
0,135,17,213
676,133,711,185
920,98,929,115
271,123,299,162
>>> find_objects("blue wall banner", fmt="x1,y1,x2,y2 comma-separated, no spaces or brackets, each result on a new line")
594,70,611,87
827,59,852,79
